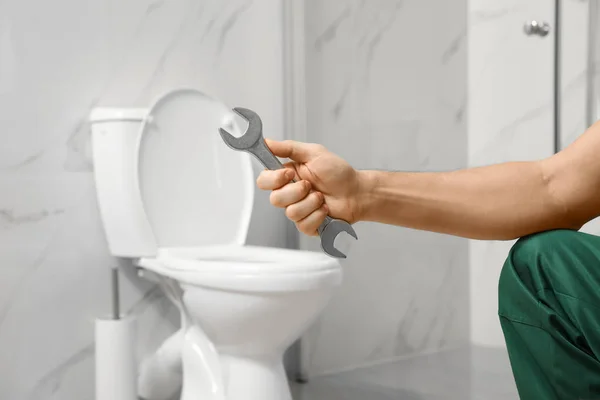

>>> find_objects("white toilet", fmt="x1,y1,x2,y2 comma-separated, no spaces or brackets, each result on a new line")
89,88,342,400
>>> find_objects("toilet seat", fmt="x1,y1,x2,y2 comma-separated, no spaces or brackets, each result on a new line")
138,245,342,292
158,245,337,272
135,89,255,254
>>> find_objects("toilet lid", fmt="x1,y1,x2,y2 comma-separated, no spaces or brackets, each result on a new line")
136,89,254,250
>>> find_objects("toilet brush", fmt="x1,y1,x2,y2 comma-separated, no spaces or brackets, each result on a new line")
95,267,138,400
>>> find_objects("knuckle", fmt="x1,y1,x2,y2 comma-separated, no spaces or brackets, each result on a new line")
257,172,274,189
269,191,284,207
301,180,312,193
291,181,305,196
277,170,289,184
255,174,265,188
311,191,324,205
285,205,299,221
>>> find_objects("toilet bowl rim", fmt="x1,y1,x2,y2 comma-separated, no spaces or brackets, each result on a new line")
154,244,341,273
137,258,342,292
136,245,343,292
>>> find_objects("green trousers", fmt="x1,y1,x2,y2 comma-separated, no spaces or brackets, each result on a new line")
499,229,600,399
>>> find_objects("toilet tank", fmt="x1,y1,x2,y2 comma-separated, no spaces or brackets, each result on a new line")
90,108,158,258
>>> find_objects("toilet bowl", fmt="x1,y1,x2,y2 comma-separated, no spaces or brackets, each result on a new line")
89,89,342,400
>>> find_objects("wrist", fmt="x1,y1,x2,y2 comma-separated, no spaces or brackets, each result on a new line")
355,170,379,222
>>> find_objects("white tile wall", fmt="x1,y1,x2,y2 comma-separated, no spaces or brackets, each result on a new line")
300,0,469,375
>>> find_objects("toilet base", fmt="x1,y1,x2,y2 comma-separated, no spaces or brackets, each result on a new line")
220,355,292,400
180,353,292,400
180,326,292,400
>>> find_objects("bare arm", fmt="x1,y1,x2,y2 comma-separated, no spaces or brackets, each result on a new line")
257,124,600,239
357,122,600,240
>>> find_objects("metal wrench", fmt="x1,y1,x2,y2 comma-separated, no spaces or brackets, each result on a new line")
218,107,358,259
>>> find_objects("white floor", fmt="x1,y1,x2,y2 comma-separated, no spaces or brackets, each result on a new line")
291,346,518,400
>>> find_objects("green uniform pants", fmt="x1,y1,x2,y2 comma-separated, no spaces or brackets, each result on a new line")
499,229,600,399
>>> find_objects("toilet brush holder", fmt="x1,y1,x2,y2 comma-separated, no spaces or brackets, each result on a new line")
95,267,137,400
95,316,138,400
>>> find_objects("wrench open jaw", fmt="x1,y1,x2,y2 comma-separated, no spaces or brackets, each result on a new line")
219,107,358,259
218,108,263,151
318,217,358,259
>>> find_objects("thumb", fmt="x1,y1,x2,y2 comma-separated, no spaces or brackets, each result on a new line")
264,139,320,163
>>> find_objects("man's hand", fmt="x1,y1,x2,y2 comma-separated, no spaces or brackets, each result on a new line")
256,139,364,236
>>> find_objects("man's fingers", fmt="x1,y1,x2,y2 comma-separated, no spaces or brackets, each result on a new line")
285,191,325,222
265,139,325,163
256,168,295,190
296,205,329,236
270,180,312,208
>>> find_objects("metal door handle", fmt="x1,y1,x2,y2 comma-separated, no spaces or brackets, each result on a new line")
524,21,551,37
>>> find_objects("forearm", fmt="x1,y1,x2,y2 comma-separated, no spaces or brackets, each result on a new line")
357,161,577,240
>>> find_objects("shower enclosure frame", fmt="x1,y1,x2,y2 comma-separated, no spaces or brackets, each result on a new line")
555,0,561,153
586,0,598,129
282,0,311,383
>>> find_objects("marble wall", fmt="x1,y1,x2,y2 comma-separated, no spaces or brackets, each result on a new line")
299,0,470,376
0,0,289,398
